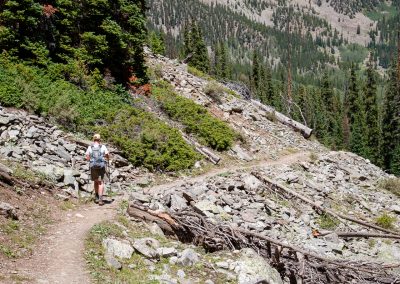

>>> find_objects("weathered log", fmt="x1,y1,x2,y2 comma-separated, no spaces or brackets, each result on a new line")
127,205,176,235
181,132,221,164
251,100,313,138
320,231,400,240
252,172,400,237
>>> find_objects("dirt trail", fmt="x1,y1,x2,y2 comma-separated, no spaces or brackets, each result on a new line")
146,151,310,194
3,151,309,284
5,203,117,284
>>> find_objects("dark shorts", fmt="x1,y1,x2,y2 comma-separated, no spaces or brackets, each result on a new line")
91,167,105,181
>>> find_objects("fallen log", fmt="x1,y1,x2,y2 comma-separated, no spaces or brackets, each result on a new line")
127,203,400,284
181,132,221,164
252,171,400,237
251,100,313,139
320,231,400,240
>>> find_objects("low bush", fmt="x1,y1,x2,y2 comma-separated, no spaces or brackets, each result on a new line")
375,213,396,229
317,213,340,230
0,57,198,171
152,81,236,151
203,81,225,104
187,66,211,80
379,178,400,197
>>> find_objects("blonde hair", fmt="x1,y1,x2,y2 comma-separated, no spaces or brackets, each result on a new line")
93,133,101,141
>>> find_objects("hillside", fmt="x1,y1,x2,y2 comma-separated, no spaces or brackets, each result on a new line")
2,50,400,283
1,1,400,283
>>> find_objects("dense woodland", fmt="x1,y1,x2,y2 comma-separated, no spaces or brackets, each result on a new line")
148,0,400,175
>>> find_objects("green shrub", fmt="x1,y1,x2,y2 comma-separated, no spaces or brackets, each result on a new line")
375,213,396,229
187,66,211,80
152,81,236,151
317,213,340,230
0,59,198,171
203,81,225,104
379,178,400,197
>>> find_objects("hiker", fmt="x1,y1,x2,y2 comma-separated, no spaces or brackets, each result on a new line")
85,134,109,205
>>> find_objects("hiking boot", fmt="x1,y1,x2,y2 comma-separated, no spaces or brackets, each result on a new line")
94,193,99,204
98,196,104,206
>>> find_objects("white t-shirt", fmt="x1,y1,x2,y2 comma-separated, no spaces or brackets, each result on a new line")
86,143,109,157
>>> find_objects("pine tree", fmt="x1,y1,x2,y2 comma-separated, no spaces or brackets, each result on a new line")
347,65,368,156
252,51,260,92
364,56,382,165
149,31,166,55
183,21,209,73
383,63,400,175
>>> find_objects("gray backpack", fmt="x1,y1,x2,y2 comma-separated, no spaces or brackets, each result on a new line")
89,144,106,169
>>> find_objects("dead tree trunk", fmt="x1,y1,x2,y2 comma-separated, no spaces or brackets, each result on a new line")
251,100,313,138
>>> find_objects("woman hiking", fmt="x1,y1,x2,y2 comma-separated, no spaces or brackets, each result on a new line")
85,134,110,205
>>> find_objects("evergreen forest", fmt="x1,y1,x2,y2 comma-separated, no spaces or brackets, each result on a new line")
147,0,400,175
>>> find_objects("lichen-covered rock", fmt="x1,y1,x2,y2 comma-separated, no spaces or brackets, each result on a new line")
102,238,134,259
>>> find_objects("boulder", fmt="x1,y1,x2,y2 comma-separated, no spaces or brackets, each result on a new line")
102,238,134,259
235,248,283,284
104,253,122,270
170,194,187,211
0,202,18,220
177,248,199,266
132,238,160,259
242,174,262,191
157,247,178,258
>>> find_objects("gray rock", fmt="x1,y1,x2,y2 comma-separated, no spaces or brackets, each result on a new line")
56,145,71,161
170,194,187,211
32,164,64,181
133,238,160,259
232,145,252,161
242,174,262,191
63,143,77,152
26,126,39,138
241,209,259,223
104,253,122,270
157,247,178,258
204,280,214,284
8,129,20,140
0,202,18,220
177,248,199,266
235,248,283,284
177,270,186,279
102,238,134,259
0,115,11,126
216,261,230,269
136,177,151,187
63,169,78,186
148,222,165,237
130,192,151,203
390,205,400,214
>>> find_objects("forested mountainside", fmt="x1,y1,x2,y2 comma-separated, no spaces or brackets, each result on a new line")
147,0,400,176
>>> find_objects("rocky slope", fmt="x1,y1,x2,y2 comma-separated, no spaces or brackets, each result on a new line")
1,51,400,283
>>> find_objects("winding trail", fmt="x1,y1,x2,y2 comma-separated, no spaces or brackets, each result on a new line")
5,203,117,284
3,151,309,284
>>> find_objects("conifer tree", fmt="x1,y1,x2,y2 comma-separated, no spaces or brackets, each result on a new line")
364,56,382,165
183,21,209,73
383,63,400,175
252,51,260,92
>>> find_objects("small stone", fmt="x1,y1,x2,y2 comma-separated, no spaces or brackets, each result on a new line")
105,253,122,270
0,202,18,220
170,194,188,211
216,261,230,269
205,280,214,284
103,238,134,259
133,238,160,259
177,248,199,266
157,247,178,258
177,270,186,279
75,213,84,218
148,222,165,237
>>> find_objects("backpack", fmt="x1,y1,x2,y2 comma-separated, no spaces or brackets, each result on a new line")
89,144,106,169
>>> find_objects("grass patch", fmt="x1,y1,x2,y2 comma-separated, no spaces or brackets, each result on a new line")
152,80,237,151
317,213,340,230
60,200,76,211
0,58,198,172
379,178,400,197
187,66,211,80
375,212,396,229
309,152,319,163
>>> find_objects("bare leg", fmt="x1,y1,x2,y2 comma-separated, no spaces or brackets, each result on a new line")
94,180,99,196
98,181,104,197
